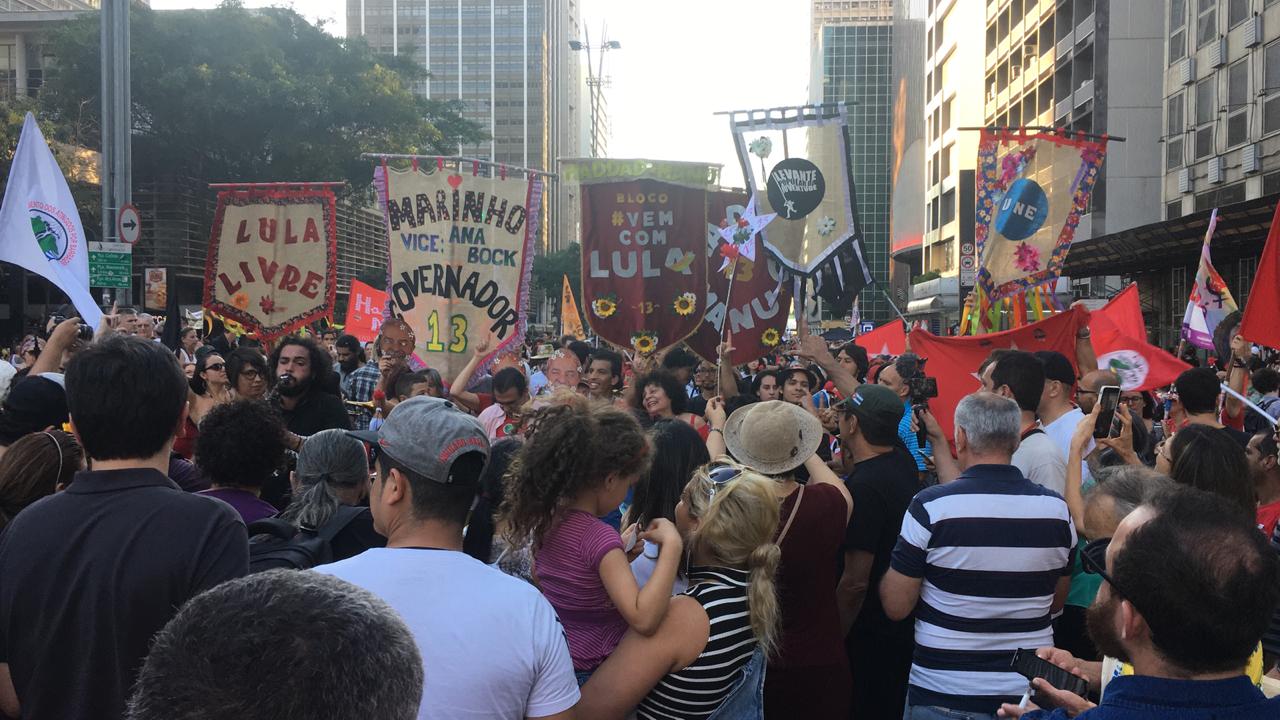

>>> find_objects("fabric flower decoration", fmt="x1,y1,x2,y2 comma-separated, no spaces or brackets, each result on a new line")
673,292,697,316
632,331,658,355
761,328,781,347
1013,242,1041,273
817,216,836,236
259,295,281,314
592,295,618,319
749,137,773,159
231,292,250,310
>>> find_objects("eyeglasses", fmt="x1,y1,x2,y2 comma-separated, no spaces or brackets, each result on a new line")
1079,537,1132,605
206,363,226,372
1119,396,1143,406
706,465,743,500
1076,389,1098,396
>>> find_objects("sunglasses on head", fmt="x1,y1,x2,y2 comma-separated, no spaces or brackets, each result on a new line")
705,465,743,500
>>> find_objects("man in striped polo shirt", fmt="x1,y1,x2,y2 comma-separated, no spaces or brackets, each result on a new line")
880,391,1076,720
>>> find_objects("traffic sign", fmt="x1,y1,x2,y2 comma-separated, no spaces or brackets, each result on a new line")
90,248,131,288
118,203,141,245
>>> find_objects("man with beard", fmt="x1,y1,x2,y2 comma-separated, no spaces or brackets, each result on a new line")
270,336,351,449
685,359,719,417
335,334,380,431
540,349,582,395
1000,485,1280,719
1076,370,1121,415
584,349,624,403
1246,431,1280,537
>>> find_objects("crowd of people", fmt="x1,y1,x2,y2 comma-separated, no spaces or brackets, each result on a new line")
0,304,1276,720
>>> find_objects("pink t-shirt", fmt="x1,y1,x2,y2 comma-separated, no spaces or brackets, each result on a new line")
534,509,626,671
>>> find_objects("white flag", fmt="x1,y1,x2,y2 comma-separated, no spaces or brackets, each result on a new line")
0,113,101,328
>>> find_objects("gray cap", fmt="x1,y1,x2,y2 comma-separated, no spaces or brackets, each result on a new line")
348,396,490,484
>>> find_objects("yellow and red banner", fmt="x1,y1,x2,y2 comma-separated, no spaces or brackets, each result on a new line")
560,274,585,340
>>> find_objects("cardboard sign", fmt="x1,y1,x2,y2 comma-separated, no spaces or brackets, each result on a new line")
344,279,387,343
579,169,709,355
686,190,792,364
203,186,337,340
379,166,539,379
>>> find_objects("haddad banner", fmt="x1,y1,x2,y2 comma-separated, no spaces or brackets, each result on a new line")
203,186,337,341
377,165,539,379
570,159,714,355
686,190,792,365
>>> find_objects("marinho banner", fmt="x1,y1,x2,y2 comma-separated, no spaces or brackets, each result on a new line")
203,185,337,341
566,159,715,355
377,165,540,379
729,104,873,311
686,190,792,365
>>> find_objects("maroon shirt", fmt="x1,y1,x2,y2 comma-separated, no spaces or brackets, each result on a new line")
771,481,850,668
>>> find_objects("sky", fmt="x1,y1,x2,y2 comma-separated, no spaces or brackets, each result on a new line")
149,0,813,187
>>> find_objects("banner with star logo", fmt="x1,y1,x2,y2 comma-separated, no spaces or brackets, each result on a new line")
686,190,793,365
565,159,715,355
203,184,337,341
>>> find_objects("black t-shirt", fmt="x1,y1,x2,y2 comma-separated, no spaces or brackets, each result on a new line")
277,389,352,437
843,444,920,638
1220,425,1253,449
330,507,387,562
0,468,248,719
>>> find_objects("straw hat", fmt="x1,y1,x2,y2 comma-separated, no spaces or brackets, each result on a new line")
723,400,823,476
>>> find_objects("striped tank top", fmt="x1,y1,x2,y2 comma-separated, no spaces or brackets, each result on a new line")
636,566,758,720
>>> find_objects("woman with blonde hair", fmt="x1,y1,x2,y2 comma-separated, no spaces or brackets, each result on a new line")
577,461,782,719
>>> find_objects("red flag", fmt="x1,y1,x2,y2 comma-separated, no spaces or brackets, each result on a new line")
909,307,1086,440
1092,284,1146,341
855,321,907,357
1241,202,1280,350
1091,308,1190,392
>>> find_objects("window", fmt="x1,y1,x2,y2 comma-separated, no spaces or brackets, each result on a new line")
1196,0,1217,48
1228,0,1249,27
1227,59,1249,147
1267,42,1280,134
941,190,956,225
1166,200,1183,219
1167,93,1185,169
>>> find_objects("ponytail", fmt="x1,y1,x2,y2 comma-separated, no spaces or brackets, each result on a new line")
746,541,782,659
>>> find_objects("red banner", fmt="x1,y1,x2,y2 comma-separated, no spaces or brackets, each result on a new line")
856,321,907,357
581,177,707,354
686,190,792,364
909,307,1087,439
344,279,387,343
203,186,337,341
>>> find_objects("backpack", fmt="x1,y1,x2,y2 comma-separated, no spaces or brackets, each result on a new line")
247,505,367,572
1245,396,1280,436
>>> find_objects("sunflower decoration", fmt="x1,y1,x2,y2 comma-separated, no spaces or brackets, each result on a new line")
761,327,781,347
592,293,619,319
673,292,697,316
631,331,659,356
231,292,250,310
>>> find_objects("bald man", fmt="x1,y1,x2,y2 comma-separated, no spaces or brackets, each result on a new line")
1077,370,1120,415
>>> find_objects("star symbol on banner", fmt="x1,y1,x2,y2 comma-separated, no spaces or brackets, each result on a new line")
718,196,777,272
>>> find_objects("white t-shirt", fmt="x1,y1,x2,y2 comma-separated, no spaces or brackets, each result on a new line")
1012,429,1068,496
1041,407,1092,485
315,548,579,720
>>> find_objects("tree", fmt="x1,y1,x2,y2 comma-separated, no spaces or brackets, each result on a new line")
37,4,484,193
531,242,581,307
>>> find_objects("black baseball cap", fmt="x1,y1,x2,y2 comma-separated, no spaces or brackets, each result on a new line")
836,384,904,436
1035,350,1076,386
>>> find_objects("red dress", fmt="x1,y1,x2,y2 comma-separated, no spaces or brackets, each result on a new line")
764,481,852,719
172,416,199,460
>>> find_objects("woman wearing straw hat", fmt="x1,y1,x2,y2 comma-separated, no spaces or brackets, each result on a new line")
707,397,854,719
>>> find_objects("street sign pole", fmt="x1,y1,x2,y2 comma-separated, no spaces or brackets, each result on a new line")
100,0,132,304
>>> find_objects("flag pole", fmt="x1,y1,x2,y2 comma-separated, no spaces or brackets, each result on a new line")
877,282,910,327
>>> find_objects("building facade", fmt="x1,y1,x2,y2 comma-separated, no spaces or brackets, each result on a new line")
346,0,581,254
813,2,895,323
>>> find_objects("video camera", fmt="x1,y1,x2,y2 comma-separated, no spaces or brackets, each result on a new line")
897,354,938,407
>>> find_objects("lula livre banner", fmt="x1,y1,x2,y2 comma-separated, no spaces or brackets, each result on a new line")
566,159,715,355
378,166,539,380
203,186,337,341
686,190,792,365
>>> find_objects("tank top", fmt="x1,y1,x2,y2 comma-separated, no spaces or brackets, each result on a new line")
636,566,758,720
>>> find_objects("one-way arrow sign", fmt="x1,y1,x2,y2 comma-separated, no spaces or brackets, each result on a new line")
118,203,141,245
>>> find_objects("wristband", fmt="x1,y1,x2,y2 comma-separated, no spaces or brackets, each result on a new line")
708,427,724,435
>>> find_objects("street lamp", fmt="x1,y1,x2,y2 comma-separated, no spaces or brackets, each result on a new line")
568,29,621,158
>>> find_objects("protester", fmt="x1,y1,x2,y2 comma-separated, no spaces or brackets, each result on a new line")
461,438,525,577
1247,431,1280,536
135,313,157,341
226,347,270,401
1036,350,1090,466
456,365,532,440
632,369,706,433
752,369,782,402
0,336,248,720
0,429,82,531
1161,423,1255,517
662,346,700,390
712,398,854,719
832,383,917,719
276,428,385,561
585,348,625,403
501,398,680,680
835,342,870,383
686,359,720,416
626,418,711,591
1246,367,1280,435
542,348,584,393
1000,486,1280,719
393,368,444,400
336,334,380,430
1172,367,1251,448
204,317,235,355
176,351,233,460
992,350,1068,495
877,354,934,474
317,396,579,719
1075,369,1120,414
176,326,201,366
193,400,287,525
0,375,68,458
881,391,1075,718
269,335,351,443
578,465,782,719
126,569,422,720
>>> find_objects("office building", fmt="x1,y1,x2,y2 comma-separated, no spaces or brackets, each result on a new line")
813,1,895,323
0,0,102,100
347,0,581,253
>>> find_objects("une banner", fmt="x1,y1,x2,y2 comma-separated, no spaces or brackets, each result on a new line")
344,279,388,343
686,190,792,365
378,165,539,379
203,186,337,341
570,159,714,355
